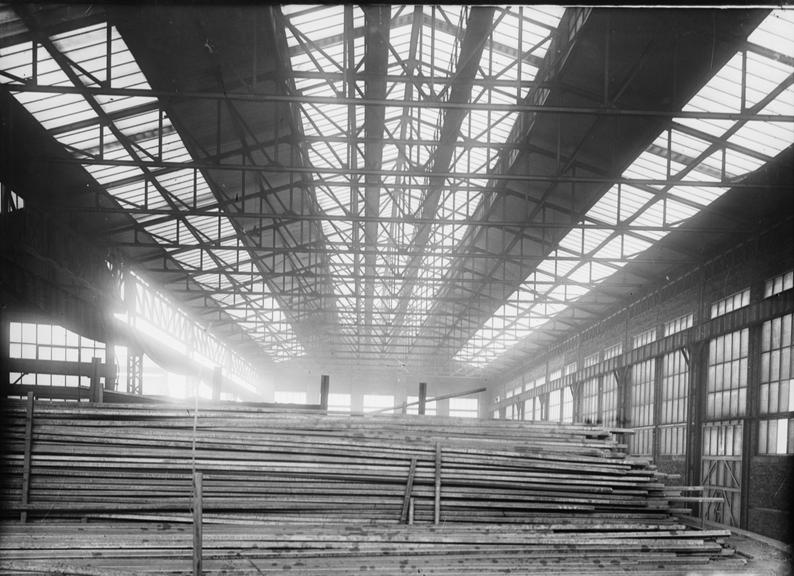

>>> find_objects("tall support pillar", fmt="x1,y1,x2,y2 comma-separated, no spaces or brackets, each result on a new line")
127,352,143,395
685,341,707,505
320,374,330,411
90,357,103,403
418,382,427,415
0,307,9,387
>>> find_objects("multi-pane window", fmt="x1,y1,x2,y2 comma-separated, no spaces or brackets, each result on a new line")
449,397,479,418
602,373,619,427
523,398,533,421
707,329,748,419
759,313,794,454
564,362,577,376
0,187,24,212
702,421,743,526
406,396,437,415
629,360,655,455
363,394,394,414
710,288,750,319
327,393,351,413
524,396,543,421
581,377,599,424
759,418,793,455
8,322,106,391
9,322,106,363
583,352,600,368
664,313,693,337
703,328,748,528
764,270,794,298
274,391,307,404
604,342,623,360
633,328,657,349
548,389,561,422
561,386,573,423
660,350,688,455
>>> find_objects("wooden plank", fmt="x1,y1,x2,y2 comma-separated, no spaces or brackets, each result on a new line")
400,457,417,524
192,471,202,576
434,441,441,525
19,392,34,523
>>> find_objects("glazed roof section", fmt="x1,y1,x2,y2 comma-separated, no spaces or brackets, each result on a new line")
0,12,304,362
455,9,794,367
282,5,564,353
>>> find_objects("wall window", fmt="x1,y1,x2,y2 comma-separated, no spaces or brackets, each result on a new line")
583,352,600,368
327,393,351,413
524,396,543,421
759,313,794,454
633,328,657,349
604,342,623,360
707,329,748,419
8,322,105,393
581,377,599,424
9,322,106,363
406,396,437,415
564,362,577,376
664,313,693,337
629,359,655,455
449,397,479,418
548,389,561,422
660,350,688,455
710,288,750,319
363,394,394,413
764,270,794,298
0,186,24,212
274,391,307,404
602,373,619,427
702,420,743,526
561,386,573,423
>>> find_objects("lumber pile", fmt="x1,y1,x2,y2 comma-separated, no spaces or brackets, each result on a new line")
0,398,752,575
3,399,680,523
0,521,757,576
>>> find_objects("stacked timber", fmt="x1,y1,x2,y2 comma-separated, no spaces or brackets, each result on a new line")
0,521,753,576
3,399,679,524
0,399,750,575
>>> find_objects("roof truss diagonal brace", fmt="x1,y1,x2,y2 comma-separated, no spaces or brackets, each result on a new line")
384,6,495,349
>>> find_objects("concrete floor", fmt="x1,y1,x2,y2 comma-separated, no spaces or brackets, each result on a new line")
725,533,791,576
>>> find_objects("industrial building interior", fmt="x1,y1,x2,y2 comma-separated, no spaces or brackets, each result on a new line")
0,3,792,574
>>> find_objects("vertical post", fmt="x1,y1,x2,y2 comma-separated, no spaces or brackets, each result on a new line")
408,497,415,525
20,392,34,523
320,374,330,411
90,357,102,404
418,382,427,416
193,471,203,576
653,351,664,462
127,351,143,395
211,367,222,401
400,457,417,524
434,441,441,525
686,341,706,515
0,307,10,394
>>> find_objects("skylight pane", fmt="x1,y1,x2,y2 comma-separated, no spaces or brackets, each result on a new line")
456,8,793,367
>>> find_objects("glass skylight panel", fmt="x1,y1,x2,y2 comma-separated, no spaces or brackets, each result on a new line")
1,17,304,362
456,8,793,368
747,10,794,57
